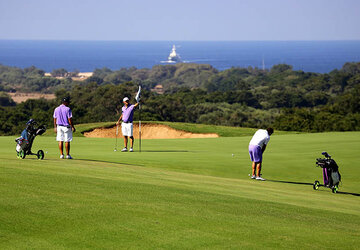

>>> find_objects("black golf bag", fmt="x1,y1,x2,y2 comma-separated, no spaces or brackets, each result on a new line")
313,152,341,193
15,119,46,159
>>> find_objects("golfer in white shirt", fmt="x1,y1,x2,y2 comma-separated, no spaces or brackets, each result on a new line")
248,128,274,181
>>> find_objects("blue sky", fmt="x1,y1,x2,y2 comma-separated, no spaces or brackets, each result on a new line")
1,0,359,40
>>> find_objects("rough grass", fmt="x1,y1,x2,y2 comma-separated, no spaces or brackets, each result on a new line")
1,131,359,249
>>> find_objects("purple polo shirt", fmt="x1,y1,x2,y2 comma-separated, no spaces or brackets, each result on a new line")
122,104,135,123
53,104,72,126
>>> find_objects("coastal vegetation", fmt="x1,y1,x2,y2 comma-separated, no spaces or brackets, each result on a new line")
0,62,360,135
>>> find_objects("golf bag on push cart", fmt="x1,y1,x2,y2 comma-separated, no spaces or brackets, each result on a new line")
313,152,341,193
15,119,46,160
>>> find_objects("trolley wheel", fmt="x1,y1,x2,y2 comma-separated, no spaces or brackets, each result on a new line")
37,150,44,160
313,180,320,190
332,185,338,193
19,150,26,159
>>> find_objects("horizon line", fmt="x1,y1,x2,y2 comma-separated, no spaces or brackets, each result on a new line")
1,39,360,42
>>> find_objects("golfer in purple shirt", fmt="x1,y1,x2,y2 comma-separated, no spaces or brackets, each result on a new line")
53,97,76,159
116,97,139,152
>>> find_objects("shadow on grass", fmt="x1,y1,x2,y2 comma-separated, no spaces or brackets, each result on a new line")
75,158,145,167
336,191,360,197
267,179,313,186
19,157,48,161
139,150,190,153
267,179,360,197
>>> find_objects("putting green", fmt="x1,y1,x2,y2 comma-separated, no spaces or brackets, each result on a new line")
0,131,359,248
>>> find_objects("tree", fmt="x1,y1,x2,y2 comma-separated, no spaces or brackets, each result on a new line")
51,68,68,77
0,92,15,106
270,64,293,74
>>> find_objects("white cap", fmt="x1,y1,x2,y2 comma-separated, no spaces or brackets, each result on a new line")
123,97,129,102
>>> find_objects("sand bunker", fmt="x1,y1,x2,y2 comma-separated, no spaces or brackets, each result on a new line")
83,124,219,139
9,92,56,103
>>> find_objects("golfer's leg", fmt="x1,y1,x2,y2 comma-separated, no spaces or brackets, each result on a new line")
58,141,64,155
252,162,256,176
249,146,256,176
256,162,262,177
130,136,134,148
256,148,263,177
124,136,128,148
65,142,70,155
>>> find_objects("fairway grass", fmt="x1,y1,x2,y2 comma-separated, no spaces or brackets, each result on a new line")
1,132,360,249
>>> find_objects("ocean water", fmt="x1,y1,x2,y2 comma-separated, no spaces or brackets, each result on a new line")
0,40,360,73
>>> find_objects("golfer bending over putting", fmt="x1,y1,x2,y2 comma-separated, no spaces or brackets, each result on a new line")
249,128,274,181
116,97,139,152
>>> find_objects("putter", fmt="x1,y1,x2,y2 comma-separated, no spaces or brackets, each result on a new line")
114,124,119,151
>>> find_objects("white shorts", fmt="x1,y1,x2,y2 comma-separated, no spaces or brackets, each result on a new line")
121,123,133,137
56,126,73,142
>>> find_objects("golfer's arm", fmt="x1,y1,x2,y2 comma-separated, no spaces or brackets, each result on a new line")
134,102,139,108
262,144,267,153
53,118,57,129
117,114,123,123
68,117,76,131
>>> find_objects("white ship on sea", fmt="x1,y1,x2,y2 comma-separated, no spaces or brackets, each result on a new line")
168,45,181,62
161,45,181,63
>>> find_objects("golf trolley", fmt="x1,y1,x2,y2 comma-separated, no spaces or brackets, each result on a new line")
15,119,46,160
313,152,341,193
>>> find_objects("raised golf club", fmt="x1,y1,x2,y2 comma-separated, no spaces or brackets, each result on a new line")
135,85,141,152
